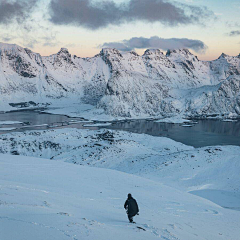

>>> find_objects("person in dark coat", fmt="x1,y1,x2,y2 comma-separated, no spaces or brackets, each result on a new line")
124,193,139,223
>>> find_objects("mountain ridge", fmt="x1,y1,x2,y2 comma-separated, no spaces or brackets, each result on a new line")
0,42,239,118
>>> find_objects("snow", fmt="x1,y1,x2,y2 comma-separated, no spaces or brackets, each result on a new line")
0,127,16,131
155,116,191,124
190,189,240,211
0,128,193,164
31,124,49,127
0,121,22,125
1,154,240,240
83,123,112,127
21,124,49,128
0,128,239,212
42,103,120,122
222,119,238,122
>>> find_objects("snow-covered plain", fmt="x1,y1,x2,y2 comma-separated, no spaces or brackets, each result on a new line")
0,128,240,239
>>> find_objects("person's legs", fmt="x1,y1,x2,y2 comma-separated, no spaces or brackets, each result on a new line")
128,215,133,223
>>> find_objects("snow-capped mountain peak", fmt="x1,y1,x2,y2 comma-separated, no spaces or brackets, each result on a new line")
143,49,164,56
218,53,229,59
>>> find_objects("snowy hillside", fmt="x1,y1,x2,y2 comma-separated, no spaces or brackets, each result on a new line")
0,42,240,118
0,128,240,210
1,154,240,240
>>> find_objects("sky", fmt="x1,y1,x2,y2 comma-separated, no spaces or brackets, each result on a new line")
0,0,239,60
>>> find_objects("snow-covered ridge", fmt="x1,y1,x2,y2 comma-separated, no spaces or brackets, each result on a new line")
0,42,240,118
0,128,240,200
1,128,240,212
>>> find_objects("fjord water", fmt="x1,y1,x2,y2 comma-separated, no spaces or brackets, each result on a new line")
0,110,71,125
107,119,240,147
0,111,239,148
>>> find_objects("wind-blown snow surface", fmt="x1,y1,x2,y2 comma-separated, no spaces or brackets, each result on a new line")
0,42,240,119
0,121,22,125
1,154,240,240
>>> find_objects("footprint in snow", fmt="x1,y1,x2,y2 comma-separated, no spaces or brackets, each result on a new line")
57,212,71,216
43,201,51,207
204,209,219,215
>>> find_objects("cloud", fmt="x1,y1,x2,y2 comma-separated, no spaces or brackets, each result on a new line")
228,30,240,37
1,34,16,42
0,0,37,25
49,0,214,30
214,12,223,16
41,29,60,47
25,39,39,48
100,42,133,52
100,36,207,53
0,0,62,50
226,21,240,28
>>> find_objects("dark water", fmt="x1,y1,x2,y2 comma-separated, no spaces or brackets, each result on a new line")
0,110,72,125
0,110,88,133
0,110,239,148
106,120,240,147
106,119,240,147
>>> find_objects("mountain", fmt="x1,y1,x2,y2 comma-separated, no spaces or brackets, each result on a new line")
0,42,239,118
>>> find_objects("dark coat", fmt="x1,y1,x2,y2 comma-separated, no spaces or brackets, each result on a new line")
124,197,139,217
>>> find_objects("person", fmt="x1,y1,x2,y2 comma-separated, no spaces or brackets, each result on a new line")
124,193,139,223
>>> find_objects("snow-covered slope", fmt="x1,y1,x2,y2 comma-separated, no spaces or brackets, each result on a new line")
0,42,240,118
1,154,240,240
0,128,240,210
98,49,240,118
